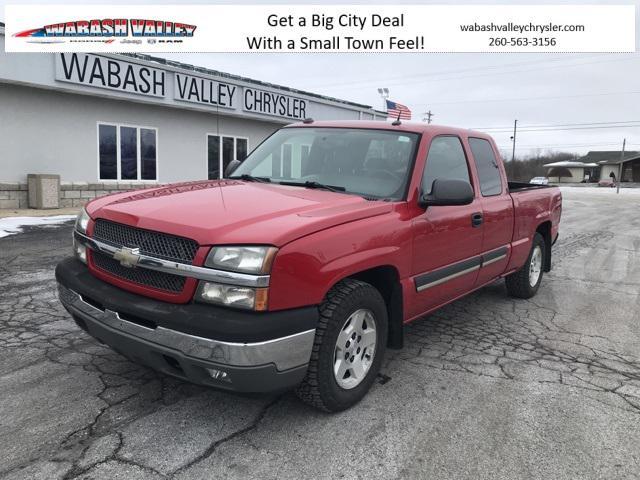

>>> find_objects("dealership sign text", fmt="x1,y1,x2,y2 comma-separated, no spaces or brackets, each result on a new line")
55,53,308,119
15,19,196,38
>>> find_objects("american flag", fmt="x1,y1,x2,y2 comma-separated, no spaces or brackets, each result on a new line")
386,100,412,120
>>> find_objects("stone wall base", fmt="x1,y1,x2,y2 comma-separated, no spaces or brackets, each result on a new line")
0,182,160,209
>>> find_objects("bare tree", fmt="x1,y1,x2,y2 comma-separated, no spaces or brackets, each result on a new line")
503,151,579,182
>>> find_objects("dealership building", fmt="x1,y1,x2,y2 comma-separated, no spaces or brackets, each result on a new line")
0,24,385,209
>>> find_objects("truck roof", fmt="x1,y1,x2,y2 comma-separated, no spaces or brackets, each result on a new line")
285,120,491,139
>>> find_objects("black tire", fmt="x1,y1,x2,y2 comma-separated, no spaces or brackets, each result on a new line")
505,232,545,299
295,279,388,412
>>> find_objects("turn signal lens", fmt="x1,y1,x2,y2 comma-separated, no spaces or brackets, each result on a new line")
254,288,269,311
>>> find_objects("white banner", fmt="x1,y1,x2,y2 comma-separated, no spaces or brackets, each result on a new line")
4,4,636,53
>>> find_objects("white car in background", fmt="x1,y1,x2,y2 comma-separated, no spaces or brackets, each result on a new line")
530,177,549,185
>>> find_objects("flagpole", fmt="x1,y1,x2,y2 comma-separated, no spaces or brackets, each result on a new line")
377,87,389,113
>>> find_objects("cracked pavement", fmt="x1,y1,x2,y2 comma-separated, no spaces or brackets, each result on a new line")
1,188,639,479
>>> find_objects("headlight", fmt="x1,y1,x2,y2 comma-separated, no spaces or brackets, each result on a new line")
205,246,277,274
196,282,269,311
75,208,90,235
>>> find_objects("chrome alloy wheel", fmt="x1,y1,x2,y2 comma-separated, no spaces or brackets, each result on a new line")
529,245,543,287
333,309,377,390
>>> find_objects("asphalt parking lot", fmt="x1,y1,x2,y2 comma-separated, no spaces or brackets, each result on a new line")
1,187,639,480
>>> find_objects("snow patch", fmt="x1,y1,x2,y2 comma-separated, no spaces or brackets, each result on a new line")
0,215,76,239
559,186,640,196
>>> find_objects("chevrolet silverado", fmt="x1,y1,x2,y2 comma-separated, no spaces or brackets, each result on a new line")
56,121,562,411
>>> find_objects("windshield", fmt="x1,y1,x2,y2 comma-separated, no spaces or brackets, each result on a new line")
231,127,419,200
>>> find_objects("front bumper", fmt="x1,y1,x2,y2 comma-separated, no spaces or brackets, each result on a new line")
56,258,317,392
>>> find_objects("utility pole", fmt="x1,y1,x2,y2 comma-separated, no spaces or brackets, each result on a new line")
422,110,434,124
616,138,625,194
377,88,389,112
510,119,518,162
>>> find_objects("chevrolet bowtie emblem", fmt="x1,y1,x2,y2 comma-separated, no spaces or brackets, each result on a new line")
113,247,141,268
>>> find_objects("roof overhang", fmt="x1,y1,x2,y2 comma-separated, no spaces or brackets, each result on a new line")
598,154,640,165
544,161,591,168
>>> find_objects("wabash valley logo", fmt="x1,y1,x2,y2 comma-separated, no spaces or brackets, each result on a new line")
14,19,197,39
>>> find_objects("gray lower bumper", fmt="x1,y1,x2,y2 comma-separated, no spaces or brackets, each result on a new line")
58,284,314,391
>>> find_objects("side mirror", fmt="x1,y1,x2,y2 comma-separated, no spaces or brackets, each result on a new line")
419,179,474,208
224,159,242,178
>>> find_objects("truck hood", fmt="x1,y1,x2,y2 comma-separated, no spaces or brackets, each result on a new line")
86,180,393,246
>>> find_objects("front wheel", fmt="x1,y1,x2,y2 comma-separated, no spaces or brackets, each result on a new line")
295,279,388,412
505,232,545,299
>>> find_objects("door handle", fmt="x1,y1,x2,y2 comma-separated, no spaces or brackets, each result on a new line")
471,212,483,228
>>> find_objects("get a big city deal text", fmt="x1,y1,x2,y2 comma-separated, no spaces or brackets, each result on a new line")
248,13,423,50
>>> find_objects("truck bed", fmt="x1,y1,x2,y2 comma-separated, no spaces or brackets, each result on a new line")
508,181,553,193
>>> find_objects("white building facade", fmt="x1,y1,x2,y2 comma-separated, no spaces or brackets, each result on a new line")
0,26,384,208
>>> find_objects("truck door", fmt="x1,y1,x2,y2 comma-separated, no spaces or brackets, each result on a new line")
409,135,483,318
467,137,514,286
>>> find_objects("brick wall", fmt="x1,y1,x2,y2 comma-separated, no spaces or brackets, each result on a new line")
0,183,28,209
0,182,159,209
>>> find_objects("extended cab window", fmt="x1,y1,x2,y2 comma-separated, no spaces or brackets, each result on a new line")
422,136,470,194
469,137,502,196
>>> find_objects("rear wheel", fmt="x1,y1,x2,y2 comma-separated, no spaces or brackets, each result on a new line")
295,279,388,412
505,232,545,299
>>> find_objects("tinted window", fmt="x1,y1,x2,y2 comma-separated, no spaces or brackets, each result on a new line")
98,124,117,180
120,127,137,180
236,138,248,161
208,135,249,179
99,124,157,181
222,137,234,175
422,136,470,194
140,129,157,180
469,138,502,196
207,135,220,180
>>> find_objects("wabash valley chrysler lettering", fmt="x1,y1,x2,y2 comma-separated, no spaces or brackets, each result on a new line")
54,53,310,119
56,53,166,97
243,88,307,120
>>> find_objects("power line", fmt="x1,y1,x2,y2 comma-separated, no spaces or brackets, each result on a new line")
475,119,640,130
430,90,640,107
497,142,640,150
308,55,639,91
304,54,595,86
493,125,640,133
476,123,640,133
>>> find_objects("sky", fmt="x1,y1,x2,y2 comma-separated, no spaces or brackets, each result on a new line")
2,0,639,159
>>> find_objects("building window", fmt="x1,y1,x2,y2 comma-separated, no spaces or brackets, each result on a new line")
98,125,117,180
98,123,157,181
207,135,249,179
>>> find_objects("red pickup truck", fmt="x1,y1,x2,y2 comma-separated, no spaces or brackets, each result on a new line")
56,121,561,411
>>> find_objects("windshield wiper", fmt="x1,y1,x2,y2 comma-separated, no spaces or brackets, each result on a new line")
278,180,346,193
231,174,271,183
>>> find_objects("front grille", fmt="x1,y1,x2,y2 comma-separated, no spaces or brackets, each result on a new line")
93,219,199,264
93,251,186,293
